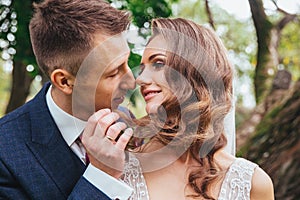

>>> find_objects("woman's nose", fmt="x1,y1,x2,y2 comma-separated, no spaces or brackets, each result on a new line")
136,67,152,86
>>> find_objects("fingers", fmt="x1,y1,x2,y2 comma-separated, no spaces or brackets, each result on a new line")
105,122,127,141
93,112,120,138
114,128,133,150
84,108,111,137
83,112,133,177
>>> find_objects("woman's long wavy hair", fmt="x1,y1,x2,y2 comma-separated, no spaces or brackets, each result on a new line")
131,18,233,199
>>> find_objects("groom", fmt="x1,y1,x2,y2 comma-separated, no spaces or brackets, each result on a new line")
0,0,135,199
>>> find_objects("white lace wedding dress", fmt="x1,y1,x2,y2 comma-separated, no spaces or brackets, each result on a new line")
122,154,258,200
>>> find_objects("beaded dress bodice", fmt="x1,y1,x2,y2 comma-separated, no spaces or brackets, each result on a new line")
217,158,258,200
122,153,149,200
122,155,257,200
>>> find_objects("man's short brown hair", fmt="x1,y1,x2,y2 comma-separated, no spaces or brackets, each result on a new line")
29,0,130,77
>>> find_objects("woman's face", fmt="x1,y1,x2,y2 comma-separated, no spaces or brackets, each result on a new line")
136,36,172,114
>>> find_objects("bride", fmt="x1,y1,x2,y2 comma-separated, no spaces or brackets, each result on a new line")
122,18,274,200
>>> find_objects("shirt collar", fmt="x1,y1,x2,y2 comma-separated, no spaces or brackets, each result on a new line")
46,85,87,146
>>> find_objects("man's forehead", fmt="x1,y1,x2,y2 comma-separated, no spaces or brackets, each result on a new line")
76,33,130,79
93,34,129,62
105,51,130,72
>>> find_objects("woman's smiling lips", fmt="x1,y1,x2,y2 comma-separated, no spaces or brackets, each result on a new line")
142,89,162,101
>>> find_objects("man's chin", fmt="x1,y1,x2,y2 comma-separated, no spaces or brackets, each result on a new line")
110,101,120,111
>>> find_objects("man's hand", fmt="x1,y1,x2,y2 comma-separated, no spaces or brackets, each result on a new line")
81,109,133,179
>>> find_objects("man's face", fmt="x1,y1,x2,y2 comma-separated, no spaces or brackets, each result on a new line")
72,33,135,119
95,48,134,111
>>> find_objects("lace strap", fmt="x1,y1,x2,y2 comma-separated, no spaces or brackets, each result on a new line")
122,153,150,200
218,158,258,200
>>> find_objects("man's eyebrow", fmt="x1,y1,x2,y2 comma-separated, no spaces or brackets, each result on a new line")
106,52,130,73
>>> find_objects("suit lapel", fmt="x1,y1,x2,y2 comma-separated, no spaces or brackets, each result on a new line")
26,83,86,197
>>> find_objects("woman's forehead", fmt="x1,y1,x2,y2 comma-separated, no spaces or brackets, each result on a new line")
146,35,167,52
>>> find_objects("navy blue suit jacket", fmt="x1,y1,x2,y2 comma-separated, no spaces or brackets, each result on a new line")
0,83,110,200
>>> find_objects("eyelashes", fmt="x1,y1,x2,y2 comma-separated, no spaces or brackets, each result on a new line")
138,64,145,75
138,61,165,75
108,70,119,78
152,62,165,69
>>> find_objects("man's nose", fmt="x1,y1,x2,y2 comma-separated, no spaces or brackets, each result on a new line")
121,66,136,90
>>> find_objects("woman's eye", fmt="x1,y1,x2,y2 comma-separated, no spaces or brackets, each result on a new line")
152,62,165,69
138,65,145,75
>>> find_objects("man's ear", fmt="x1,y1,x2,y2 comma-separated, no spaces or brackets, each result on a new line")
50,69,75,95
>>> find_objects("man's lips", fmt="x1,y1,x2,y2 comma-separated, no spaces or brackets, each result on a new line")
142,89,162,101
113,96,125,104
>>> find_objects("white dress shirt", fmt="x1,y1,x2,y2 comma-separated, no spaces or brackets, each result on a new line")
46,85,133,200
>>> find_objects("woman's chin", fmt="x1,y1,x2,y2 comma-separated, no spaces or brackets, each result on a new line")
146,104,160,114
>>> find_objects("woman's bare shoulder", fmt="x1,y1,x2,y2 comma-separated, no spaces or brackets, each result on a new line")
250,166,274,200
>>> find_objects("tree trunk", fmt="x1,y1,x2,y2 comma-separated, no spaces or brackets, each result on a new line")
204,0,215,30
249,0,297,105
5,0,36,113
236,70,292,150
5,61,34,113
248,0,276,104
240,79,300,200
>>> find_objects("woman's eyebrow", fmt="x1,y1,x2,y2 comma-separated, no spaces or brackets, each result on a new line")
149,53,166,62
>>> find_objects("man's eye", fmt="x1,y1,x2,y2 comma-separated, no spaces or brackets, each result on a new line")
109,74,117,77
109,71,119,77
